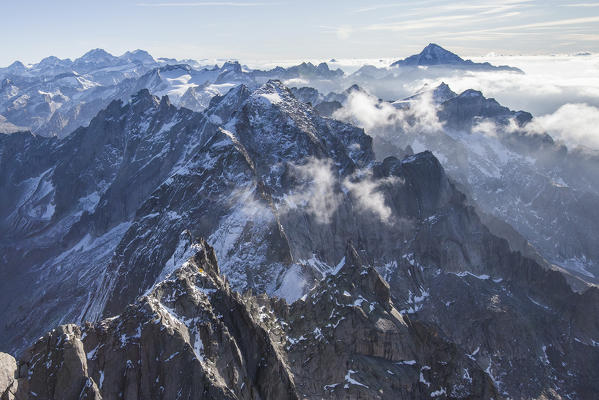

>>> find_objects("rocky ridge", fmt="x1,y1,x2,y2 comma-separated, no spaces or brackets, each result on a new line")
0,240,498,400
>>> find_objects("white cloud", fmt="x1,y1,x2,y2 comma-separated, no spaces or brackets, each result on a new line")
343,173,402,223
283,158,342,224
465,102,599,151
332,91,399,131
472,119,500,137
499,15,599,30
365,11,522,32
526,103,599,151
231,186,273,222
353,3,406,13
332,89,442,137
280,157,403,224
406,54,599,116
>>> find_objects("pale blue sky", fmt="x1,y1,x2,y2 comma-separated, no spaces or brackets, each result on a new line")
2,0,599,66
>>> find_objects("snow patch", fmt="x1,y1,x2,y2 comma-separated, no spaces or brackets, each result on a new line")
344,370,368,389
260,92,283,105
273,264,307,303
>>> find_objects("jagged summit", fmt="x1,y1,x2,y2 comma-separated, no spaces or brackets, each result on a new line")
458,88,484,98
433,82,457,101
220,60,242,72
316,61,332,73
0,240,301,399
157,63,193,74
250,79,290,104
345,83,364,94
37,55,71,67
214,60,251,84
439,87,532,130
403,81,458,103
129,88,160,109
254,61,344,80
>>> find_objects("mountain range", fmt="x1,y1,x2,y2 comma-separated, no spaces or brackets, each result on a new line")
0,49,343,139
1,46,599,399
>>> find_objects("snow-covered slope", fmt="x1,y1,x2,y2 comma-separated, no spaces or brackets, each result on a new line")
0,51,249,138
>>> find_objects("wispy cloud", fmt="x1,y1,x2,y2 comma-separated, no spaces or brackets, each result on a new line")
354,2,418,13
409,0,533,14
370,0,532,19
282,158,342,225
559,33,599,41
136,1,273,6
339,0,598,51
343,173,401,223
367,14,478,32
504,15,599,29
364,11,521,32
527,103,599,151
354,4,401,13
416,15,599,40
563,2,599,7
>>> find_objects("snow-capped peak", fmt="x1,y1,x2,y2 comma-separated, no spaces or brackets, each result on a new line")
76,48,118,64
119,49,155,64
392,43,463,67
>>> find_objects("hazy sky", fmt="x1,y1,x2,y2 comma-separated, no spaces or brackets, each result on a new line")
2,0,599,66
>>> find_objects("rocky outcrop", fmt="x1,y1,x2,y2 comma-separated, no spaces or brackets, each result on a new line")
2,240,299,400
438,89,532,131
283,243,498,399
1,240,499,400
0,354,16,397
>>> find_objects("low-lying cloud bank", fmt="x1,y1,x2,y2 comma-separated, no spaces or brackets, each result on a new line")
527,103,599,151
394,54,599,116
255,53,599,118
331,80,599,152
